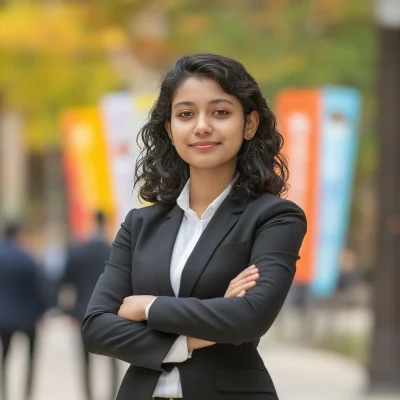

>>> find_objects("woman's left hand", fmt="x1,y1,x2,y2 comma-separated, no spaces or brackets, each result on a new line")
118,295,156,321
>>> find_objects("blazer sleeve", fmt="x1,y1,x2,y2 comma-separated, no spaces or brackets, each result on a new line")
81,209,179,372
147,201,307,345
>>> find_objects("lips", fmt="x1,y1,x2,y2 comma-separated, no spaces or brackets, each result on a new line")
190,141,220,149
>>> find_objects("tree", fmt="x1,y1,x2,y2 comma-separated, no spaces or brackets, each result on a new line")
368,0,400,394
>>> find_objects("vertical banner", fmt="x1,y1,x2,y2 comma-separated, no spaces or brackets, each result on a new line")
310,87,362,297
100,92,156,229
60,107,114,240
100,92,140,227
0,112,26,219
276,90,321,284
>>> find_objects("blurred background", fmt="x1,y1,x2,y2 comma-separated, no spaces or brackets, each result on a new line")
0,1,399,399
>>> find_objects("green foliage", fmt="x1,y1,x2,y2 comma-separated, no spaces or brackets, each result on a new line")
0,0,376,152
167,0,376,97
0,1,124,149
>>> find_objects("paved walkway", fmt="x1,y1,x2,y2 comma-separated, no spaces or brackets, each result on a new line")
2,316,397,400
259,342,396,400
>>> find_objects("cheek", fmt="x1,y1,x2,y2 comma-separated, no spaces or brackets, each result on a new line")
170,121,189,143
219,118,245,147
172,138,191,163
231,132,245,149
174,144,189,162
170,123,188,151
224,130,245,155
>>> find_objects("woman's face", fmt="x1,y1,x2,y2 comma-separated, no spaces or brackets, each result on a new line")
166,77,259,173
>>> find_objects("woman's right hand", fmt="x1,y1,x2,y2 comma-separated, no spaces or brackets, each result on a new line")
187,265,260,351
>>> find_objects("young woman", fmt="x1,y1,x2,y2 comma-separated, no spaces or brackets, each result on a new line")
82,53,307,400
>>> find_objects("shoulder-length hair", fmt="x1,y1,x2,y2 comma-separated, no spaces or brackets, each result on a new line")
135,53,289,205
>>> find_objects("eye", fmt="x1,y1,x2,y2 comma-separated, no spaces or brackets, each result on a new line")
213,109,229,116
178,111,194,118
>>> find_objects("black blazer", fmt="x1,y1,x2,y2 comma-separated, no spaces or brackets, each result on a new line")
82,192,307,400
0,241,49,332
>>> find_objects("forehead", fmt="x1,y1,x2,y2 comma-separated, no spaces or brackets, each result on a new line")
172,77,239,106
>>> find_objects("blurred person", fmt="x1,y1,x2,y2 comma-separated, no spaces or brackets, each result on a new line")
288,281,310,309
82,54,307,400
42,228,67,311
61,211,118,400
337,246,361,306
0,220,49,400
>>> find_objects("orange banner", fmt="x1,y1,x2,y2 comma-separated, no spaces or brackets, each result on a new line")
276,90,321,284
60,107,115,240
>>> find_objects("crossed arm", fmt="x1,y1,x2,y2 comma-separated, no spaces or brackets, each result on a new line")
82,204,306,371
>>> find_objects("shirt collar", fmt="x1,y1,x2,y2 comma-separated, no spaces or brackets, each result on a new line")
176,179,233,219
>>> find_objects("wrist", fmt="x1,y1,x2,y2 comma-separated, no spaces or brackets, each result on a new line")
187,337,194,351
187,337,199,351
187,337,215,350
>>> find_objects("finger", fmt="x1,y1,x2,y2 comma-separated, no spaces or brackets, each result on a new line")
229,273,260,291
226,267,258,297
234,265,257,280
230,265,257,285
237,290,246,297
241,265,257,276
243,280,257,291
228,280,257,297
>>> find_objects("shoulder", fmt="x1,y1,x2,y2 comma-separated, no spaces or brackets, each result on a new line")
134,202,172,218
247,193,307,226
122,202,174,228
12,248,38,271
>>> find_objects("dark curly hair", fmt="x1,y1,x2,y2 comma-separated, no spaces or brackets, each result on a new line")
134,53,289,205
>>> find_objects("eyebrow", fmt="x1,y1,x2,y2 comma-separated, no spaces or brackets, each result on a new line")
173,98,234,109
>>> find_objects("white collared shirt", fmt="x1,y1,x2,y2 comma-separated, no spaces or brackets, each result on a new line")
147,179,233,398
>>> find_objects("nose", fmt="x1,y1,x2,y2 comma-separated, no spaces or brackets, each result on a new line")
194,114,213,136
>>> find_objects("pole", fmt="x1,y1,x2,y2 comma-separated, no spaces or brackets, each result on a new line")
369,0,400,393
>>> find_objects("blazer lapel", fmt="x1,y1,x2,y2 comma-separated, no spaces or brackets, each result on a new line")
178,197,248,298
153,204,184,297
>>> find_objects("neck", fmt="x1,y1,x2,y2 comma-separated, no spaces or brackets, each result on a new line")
188,163,236,215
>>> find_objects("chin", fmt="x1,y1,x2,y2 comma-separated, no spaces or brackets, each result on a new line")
185,155,236,172
189,161,223,170
191,161,232,172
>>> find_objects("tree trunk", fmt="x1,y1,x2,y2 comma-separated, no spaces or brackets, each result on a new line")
368,0,400,393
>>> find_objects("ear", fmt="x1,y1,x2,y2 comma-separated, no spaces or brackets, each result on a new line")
165,121,173,140
244,111,260,140
165,121,175,146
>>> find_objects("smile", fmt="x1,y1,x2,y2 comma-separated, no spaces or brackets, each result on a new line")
190,142,220,150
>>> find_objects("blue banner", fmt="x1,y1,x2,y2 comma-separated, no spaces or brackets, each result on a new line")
310,86,362,297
